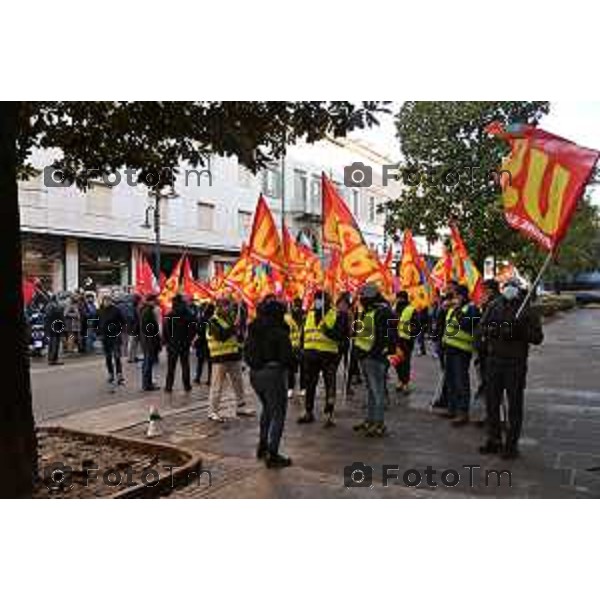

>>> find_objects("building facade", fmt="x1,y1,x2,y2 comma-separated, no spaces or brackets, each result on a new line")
20,139,400,294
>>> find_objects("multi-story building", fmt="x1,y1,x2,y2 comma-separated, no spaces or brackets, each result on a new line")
19,138,402,293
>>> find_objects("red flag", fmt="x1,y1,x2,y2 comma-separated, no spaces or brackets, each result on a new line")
182,256,214,302
22,278,36,305
449,224,483,304
487,122,599,251
135,251,157,296
158,256,183,312
248,195,285,268
399,230,432,310
322,173,361,247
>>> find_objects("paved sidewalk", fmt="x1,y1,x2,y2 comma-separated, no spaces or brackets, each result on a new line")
50,308,600,498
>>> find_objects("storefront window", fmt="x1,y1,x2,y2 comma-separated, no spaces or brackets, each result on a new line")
21,233,64,293
79,239,130,290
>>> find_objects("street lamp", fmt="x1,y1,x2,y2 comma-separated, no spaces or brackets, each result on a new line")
141,192,161,281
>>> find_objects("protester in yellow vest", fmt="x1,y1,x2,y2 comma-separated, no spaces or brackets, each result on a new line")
394,291,420,394
206,296,253,422
284,297,304,400
441,284,480,425
353,283,398,437
299,290,343,428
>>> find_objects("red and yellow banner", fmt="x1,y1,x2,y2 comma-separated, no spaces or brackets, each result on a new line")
248,194,285,268
182,256,214,303
449,224,483,304
487,122,599,251
399,230,432,310
158,255,183,312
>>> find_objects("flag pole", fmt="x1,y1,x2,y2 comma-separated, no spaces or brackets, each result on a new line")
515,250,554,320
281,133,287,300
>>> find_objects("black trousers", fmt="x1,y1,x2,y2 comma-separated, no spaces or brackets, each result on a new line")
165,347,191,392
485,356,527,450
47,336,60,364
303,350,338,415
251,366,288,455
194,351,211,383
287,348,304,390
395,338,414,385
103,337,123,380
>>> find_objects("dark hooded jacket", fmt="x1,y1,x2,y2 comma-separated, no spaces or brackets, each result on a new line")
244,300,294,370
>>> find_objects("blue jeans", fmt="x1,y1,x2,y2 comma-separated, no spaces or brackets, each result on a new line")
445,349,472,414
361,357,388,424
250,366,288,455
142,350,155,390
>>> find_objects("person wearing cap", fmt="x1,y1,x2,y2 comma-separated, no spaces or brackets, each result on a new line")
441,284,480,425
139,293,162,391
353,283,398,437
206,296,248,422
479,278,543,459
298,290,345,427
394,291,420,394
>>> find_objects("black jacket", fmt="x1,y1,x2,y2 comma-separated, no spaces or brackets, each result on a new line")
98,304,126,340
163,303,195,350
479,296,543,360
244,303,293,370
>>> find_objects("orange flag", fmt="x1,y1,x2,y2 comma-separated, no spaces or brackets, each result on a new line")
430,248,453,291
399,230,432,310
158,255,183,312
322,174,380,283
135,250,157,296
248,195,285,268
449,224,483,304
182,256,214,302
487,122,599,251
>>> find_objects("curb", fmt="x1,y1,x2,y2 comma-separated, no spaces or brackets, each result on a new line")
38,426,203,499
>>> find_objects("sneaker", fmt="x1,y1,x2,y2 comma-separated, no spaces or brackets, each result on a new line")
451,414,469,427
365,422,386,438
287,389,294,399
107,377,115,385
237,406,255,417
297,412,315,424
323,416,336,429
298,389,306,398
184,387,192,393
256,444,268,459
265,453,292,469
143,384,160,392
353,420,371,432
117,376,125,386
208,412,225,423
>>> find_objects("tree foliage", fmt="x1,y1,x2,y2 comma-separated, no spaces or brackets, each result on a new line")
386,101,551,267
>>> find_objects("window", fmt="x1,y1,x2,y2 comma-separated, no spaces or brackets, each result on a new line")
261,166,281,198
352,189,360,217
238,210,252,238
368,195,376,223
309,175,321,214
294,169,307,206
197,202,214,230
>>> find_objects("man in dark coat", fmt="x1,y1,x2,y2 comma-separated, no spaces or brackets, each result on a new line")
479,278,543,459
44,295,64,365
139,293,161,391
98,294,126,385
163,294,195,393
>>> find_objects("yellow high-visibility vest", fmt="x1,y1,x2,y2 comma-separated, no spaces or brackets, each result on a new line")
354,309,375,353
285,313,301,349
303,309,338,354
397,305,416,340
207,316,240,358
442,306,474,353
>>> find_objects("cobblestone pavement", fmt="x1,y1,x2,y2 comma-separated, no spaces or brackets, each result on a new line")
114,308,600,499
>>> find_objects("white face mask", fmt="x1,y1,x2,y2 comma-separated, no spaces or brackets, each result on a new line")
314,299,323,310
503,285,519,301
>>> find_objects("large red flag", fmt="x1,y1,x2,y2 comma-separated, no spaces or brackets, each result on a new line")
135,251,157,296
158,255,183,312
182,256,214,302
248,195,285,268
487,122,599,251
321,174,380,283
